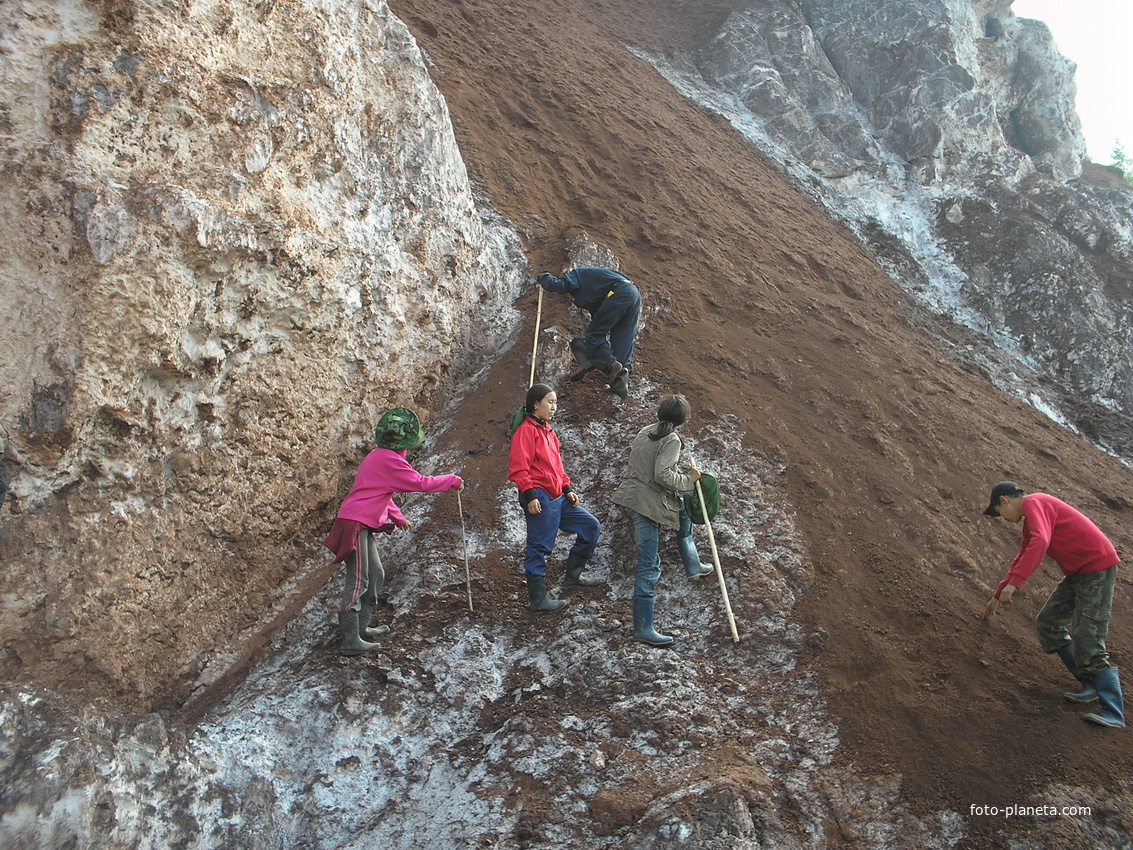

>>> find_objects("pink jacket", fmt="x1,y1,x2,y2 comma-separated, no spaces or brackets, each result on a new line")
336,447,462,531
995,493,1119,596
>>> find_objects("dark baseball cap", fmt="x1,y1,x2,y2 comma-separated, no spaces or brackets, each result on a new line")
984,481,1024,515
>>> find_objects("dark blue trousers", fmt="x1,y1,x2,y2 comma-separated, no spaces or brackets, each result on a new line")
584,281,640,370
520,489,601,576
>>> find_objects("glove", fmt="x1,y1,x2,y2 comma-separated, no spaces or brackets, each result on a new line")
537,273,555,289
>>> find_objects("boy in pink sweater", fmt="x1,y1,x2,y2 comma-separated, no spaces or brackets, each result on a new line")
983,481,1123,728
324,408,463,655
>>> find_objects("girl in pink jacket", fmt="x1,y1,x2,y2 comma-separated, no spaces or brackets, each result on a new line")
324,408,463,656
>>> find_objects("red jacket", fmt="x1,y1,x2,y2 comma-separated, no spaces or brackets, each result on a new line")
996,493,1120,596
508,415,572,500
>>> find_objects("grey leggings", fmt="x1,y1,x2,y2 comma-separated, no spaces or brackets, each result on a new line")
341,527,386,612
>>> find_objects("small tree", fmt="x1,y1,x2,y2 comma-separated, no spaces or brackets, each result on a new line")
1112,142,1132,185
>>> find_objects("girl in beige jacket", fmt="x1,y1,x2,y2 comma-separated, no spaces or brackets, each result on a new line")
612,395,712,645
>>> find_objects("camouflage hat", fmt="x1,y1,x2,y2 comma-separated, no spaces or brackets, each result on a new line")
375,407,425,450
686,473,720,525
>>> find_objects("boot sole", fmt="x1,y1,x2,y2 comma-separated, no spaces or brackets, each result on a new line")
340,646,379,656
1083,713,1126,728
1064,693,1099,703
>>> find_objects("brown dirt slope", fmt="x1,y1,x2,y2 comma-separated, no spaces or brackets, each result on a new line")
389,0,1133,844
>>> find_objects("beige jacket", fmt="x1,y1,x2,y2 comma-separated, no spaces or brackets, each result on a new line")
612,425,696,530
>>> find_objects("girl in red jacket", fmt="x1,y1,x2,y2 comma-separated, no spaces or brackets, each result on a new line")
508,384,601,611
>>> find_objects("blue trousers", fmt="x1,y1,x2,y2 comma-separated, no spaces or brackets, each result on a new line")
521,489,601,576
584,281,640,371
626,505,703,599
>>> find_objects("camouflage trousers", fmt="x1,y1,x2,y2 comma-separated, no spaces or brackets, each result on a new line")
1037,565,1117,679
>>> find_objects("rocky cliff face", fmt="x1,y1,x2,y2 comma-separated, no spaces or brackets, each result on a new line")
653,0,1133,458
3,0,1133,848
0,0,523,706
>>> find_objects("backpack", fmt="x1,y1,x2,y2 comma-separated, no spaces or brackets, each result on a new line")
686,473,720,525
508,405,526,437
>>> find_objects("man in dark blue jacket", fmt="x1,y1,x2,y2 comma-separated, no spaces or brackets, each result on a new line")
537,267,640,398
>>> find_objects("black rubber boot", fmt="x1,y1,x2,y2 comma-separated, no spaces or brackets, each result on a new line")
1056,644,1098,703
568,337,594,381
526,574,567,613
563,551,600,587
599,359,624,382
358,603,391,641
632,597,673,647
339,611,380,656
609,368,629,399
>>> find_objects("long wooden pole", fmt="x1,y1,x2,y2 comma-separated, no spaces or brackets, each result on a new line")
696,476,739,643
529,287,544,388
458,490,472,612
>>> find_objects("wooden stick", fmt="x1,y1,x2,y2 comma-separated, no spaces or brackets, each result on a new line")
696,476,739,643
529,286,544,388
458,490,472,612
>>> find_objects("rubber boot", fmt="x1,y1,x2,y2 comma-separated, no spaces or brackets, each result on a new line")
568,337,594,382
599,359,624,382
526,574,567,613
1056,644,1097,703
1083,667,1126,728
609,368,629,399
686,562,713,579
563,551,600,587
632,597,673,647
339,611,380,656
358,603,391,641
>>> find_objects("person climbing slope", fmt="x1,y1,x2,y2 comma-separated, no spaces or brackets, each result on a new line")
613,394,712,646
508,383,602,611
323,408,463,656
536,266,640,399
982,481,1124,728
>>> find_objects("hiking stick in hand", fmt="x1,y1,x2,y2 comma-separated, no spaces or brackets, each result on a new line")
458,490,472,612
695,473,739,644
529,287,544,388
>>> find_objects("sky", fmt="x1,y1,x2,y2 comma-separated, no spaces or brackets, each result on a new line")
1011,0,1132,165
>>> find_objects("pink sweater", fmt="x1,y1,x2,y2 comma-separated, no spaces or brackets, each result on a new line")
996,493,1119,596
336,447,462,530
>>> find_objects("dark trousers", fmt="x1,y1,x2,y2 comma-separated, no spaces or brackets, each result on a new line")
584,281,640,370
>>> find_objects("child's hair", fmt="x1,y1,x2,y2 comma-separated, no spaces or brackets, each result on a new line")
650,394,690,441
525,383,555,414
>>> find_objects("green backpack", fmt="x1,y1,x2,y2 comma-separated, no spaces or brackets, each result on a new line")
686,473,720,525
508,405,526,437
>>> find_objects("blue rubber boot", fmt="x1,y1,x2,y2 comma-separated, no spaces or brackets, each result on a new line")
1056,645,1098,703
632,597,673,647
1083,667,1126,728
